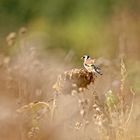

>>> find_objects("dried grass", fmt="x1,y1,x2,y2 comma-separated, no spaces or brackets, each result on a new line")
0,28,139,140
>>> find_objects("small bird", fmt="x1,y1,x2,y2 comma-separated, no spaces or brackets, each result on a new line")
81,55,103,75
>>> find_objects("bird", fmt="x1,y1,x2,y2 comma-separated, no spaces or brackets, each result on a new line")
81,55,103,75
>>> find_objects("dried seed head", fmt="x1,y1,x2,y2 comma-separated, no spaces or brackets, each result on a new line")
53,68,95,94
6,32,17,46
3,57,10,65
75,122,83,130
93,104,98,109
16,101,50,113
71,90,77,96
78,87,83,92
19,27,27,35
72,83,77,88
97,121,102,126
28,127,39,138
80,109,85,117
96,107,100,112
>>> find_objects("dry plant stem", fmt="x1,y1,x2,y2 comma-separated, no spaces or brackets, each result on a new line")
51,97,56,121
19,121,25,140
17,78,28,105
120,58,127,117
118,31,126,117
124,88,135,129
17,79,22,104
81,119,86,139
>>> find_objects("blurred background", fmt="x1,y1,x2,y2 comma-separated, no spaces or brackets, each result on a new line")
0,0,140,56
0,1,140,139
1,0,140,91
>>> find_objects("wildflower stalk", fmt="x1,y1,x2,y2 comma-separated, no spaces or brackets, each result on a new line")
124,88,135,129
51,96,56,121
120,58,127,116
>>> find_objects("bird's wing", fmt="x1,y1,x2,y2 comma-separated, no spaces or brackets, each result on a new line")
92,64,103,75
92,64,101,70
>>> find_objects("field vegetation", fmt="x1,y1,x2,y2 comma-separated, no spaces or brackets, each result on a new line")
0,1,140,140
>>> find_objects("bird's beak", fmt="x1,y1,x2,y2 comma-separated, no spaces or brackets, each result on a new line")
81,57,83,60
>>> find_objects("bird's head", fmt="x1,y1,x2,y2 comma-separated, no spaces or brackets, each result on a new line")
81,55,90,61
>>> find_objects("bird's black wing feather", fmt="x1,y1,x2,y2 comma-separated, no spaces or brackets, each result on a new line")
92,64,103,75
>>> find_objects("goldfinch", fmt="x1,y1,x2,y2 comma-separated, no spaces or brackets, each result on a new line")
81,55,103,75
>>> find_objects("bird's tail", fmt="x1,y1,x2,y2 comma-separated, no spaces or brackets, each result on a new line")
92,65,103,75
95,69,103,75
